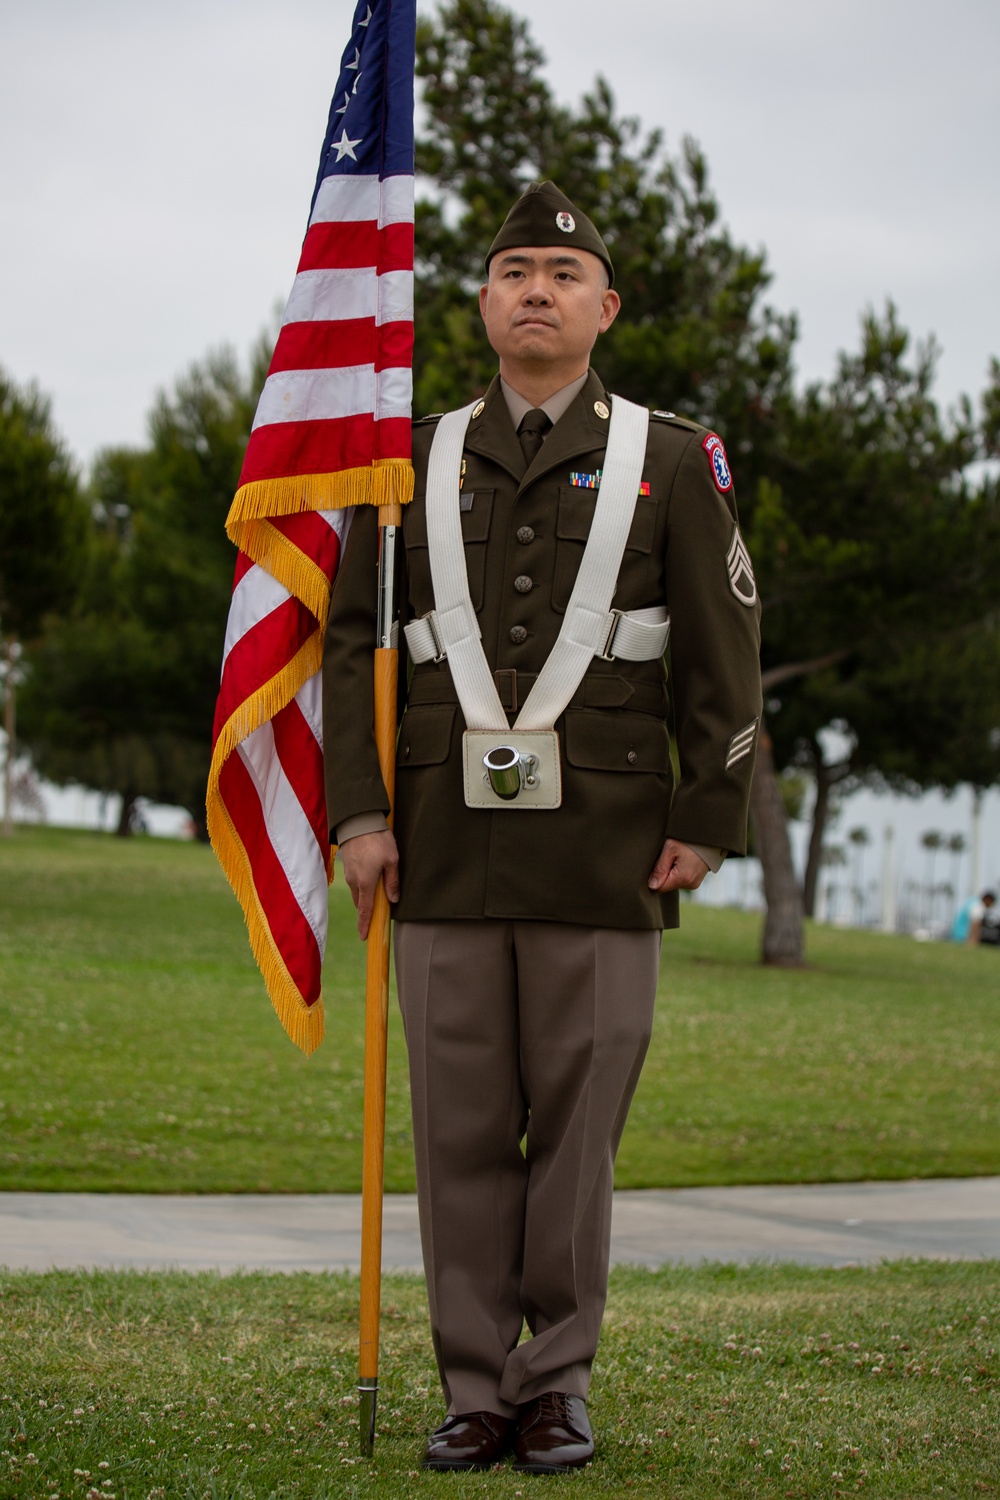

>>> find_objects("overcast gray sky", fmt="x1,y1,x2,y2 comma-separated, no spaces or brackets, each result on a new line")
2,0,998,469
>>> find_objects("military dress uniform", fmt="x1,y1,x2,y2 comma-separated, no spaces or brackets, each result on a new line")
323,180,762,1468
323,371,762,1375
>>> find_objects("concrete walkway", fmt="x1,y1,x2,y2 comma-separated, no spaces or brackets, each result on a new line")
2,1178,998,1273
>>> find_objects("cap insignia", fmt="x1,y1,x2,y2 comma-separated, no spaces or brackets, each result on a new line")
556,211,576,233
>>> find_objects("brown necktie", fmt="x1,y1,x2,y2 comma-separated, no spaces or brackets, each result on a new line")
518,408,552,467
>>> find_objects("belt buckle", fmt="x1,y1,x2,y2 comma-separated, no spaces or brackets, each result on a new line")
598,609,623,661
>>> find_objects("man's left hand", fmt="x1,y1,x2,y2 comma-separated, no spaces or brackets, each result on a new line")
648,839,709,892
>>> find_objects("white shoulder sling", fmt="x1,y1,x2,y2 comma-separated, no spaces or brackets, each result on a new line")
403,395,668,808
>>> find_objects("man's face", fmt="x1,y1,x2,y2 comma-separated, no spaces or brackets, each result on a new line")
478,246,620,378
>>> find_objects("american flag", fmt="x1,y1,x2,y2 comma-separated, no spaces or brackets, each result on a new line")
207,0,416,1055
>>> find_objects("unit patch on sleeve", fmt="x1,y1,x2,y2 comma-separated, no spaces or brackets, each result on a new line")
726,526,757,606
702,432,733,493
726,718,759,771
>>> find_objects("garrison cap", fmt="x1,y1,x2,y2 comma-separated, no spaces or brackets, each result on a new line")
485,180,615,287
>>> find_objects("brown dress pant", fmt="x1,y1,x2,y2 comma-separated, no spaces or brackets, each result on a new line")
394,919,660,1417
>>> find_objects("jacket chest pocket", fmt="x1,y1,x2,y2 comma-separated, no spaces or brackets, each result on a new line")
552,487,657,613
404,490,495,615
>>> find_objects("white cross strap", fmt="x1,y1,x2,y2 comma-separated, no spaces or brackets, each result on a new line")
404,394,658,734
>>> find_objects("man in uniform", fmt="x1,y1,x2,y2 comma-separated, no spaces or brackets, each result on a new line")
323,181,762,1473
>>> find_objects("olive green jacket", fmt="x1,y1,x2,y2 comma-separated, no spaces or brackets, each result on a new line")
322,370,762,929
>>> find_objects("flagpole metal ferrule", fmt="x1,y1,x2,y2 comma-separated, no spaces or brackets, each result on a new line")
359,1380,378,1458
377,525,400,649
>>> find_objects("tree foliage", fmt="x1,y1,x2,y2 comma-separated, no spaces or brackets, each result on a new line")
751,308,1000,917
0,369,86,641
19,344,268,835
413,0,795,498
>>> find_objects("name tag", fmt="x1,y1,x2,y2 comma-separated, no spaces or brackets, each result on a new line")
459,490,476,512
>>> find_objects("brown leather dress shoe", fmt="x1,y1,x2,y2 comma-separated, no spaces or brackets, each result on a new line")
422,1410,516,1470
513,1391,594,1473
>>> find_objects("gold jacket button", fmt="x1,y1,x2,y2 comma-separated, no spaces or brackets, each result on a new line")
509,626,528,644
516,526,535,544
514,575,533,594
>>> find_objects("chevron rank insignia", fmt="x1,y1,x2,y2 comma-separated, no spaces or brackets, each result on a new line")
726,527,757,605
726,719,758,770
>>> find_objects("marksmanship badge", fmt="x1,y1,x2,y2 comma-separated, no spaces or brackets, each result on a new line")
556,211,576,233
702,432,733,492
726,527,757,606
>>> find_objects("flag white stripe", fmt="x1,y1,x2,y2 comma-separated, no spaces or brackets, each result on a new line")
223,564,292,664
238,722,329,953
309,174,380,225
284,267,378,325
308,172,413,229
253,366,377,429
282,267,413,327
294,669,324,751
376,365,414,418
375,269,414,325
378,174,414,228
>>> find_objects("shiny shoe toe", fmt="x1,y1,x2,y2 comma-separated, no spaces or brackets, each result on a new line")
513,1391,594,1473
422,1409,516,1470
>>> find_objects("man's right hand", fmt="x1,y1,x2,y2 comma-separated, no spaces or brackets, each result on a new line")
339,829,400,940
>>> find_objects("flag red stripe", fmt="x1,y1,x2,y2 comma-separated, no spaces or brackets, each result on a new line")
239,415,412,484
268,511,343,578
267,318,412,375
233,550,255,588
297,219,414,274
220,752,322,1005
272,698,329,855
269,319,375,374
213,596,316,746
377,319,414,372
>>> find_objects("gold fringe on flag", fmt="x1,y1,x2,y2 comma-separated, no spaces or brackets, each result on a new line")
207,777,326,1057
228,458,414,524
207,631,331,1057
208,457,413,1054
230,518,334,631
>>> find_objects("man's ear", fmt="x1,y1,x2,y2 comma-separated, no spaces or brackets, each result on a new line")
598,288,621,336
479,283,490,323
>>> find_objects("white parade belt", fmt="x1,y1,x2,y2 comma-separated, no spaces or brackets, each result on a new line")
404,394,666,810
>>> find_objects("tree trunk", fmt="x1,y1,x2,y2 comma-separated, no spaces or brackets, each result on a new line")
2,639,16,840
802,748,830,919
116,792,137,837
749,720,805,966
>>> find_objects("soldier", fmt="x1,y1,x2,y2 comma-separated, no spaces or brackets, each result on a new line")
323,180,762,1473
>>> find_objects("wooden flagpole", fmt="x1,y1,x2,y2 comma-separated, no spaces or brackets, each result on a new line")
358,501,402,1457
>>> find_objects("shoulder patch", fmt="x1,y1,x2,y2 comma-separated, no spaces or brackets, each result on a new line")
702,432,733,493
650,409,703,433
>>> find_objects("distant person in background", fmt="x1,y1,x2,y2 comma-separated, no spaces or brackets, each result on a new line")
951,894,977,941
969,890,999,946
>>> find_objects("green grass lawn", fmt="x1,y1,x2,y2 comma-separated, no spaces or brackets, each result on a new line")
0,825,998,1193
1,1262,997,1498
